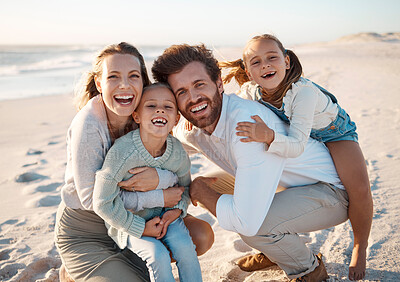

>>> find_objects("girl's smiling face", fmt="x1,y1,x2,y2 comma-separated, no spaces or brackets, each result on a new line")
133,86,180,139
244,39,290,94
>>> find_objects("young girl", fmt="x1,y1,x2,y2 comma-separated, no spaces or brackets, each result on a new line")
220,34,372,281
93,83,202,282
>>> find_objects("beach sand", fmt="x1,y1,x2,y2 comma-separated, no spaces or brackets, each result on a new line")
1,37,400,281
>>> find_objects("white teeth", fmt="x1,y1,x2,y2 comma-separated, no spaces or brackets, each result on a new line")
190,103,207,113
151,118,167,124
115,95,134,99
262,72,276,78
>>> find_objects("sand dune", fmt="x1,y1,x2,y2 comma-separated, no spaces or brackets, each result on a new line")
1,35,400,281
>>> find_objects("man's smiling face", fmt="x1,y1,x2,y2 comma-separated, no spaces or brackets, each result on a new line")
167,61,224,134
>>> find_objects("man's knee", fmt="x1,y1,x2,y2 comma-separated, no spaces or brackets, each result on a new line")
239,232,281,250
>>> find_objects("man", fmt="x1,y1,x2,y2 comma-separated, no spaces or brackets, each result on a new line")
151,44,350,281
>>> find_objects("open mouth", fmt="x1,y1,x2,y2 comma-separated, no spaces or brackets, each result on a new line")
114,95,134,105
151,117,167,127
190,102,208,114
261,71,276,79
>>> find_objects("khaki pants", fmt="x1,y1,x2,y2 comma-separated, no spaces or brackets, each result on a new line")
55,202,150,282
206,170,349,279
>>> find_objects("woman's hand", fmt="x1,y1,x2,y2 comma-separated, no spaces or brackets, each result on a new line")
157,209,182,239
142,217,164,238
236,115,275,145
163,186,184,207
118,167,159,192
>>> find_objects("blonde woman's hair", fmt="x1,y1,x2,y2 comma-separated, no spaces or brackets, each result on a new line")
74,42,151,111
219,34,303,107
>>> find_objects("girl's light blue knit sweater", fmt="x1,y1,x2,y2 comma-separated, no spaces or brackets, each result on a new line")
93,128,191,249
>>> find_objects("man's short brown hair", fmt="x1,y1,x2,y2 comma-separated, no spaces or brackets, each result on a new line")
152,44,221,84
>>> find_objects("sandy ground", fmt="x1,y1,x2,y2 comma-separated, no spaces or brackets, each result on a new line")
1,37,400,281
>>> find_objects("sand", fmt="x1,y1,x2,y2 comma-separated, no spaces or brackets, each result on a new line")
1,36,400,281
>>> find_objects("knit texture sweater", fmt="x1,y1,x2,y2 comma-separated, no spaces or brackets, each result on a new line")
61,95,173,211
93,128,191,249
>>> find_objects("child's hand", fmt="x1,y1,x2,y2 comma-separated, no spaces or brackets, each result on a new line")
157,209,182,239
142,217,164,238
236,115,275,145
163,186,184,207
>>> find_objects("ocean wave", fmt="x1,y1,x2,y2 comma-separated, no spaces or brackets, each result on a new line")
0,55,92,76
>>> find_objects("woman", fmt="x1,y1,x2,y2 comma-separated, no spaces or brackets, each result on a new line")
55,42,214,282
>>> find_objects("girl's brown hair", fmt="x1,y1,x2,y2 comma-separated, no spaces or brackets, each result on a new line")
74,42,151,111
219,34,302,107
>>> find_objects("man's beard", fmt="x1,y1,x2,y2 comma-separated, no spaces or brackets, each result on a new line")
181,89,222,130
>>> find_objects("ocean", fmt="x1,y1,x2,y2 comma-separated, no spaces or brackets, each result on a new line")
0,45,167,101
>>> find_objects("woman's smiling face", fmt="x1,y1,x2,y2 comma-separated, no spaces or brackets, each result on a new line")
95,53,143,122
244,39,290,94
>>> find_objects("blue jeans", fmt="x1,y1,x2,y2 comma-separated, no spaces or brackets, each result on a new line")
127,217,202,282
310,105,358,143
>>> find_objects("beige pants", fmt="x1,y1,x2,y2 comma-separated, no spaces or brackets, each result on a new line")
205,170,349,279
55,202,150,282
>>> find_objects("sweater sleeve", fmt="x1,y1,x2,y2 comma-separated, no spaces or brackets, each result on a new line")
165,142,191,217
69,116,107,210
93,173,146,238
267,86,318,158
155,168,178,190
119,189,164,211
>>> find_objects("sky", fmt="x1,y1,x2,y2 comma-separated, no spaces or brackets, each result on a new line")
1,0,399,47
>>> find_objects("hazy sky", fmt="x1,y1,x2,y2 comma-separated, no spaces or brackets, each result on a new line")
1,0,399,47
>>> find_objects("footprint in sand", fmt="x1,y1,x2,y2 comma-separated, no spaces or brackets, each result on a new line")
366,159,381,191
0,249,11,261
25,195,61,208
190,164,202,174
232,239,252,252
22,162,38,167
35,182,63,193
15,172,48,183
6,257,61,282
0,262,25,281
47,141,59,145
195,212,216,226
26,149,44,155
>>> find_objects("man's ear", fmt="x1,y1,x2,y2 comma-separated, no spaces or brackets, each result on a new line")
132,111,140,124
216,76,224,95
94,75,102,93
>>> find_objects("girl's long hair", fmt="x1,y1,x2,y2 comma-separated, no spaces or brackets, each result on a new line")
74,42,151,111
219,34,303,107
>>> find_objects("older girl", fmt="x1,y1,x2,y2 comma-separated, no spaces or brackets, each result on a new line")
55,42,213,282
220,34,372,281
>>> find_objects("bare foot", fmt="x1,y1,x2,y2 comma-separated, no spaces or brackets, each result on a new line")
349,245,366,281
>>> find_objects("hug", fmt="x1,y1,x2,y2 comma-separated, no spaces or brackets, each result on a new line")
56,37,372,282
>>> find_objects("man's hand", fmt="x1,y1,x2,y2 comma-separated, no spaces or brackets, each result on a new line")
163,186,184,207
190,177,220,216
118,167,159,192
142,217,164,238
157,209,182,239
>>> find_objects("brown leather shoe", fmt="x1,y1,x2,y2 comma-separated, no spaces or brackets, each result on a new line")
290,253,329,282
237,252,277,272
